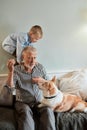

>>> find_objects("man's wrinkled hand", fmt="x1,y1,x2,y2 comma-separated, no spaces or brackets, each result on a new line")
7,59,16,72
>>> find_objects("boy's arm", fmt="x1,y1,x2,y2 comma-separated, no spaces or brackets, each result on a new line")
2,33,17,54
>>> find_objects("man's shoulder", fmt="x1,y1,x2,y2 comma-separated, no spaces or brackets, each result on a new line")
36,62,44,67
35,63,46,71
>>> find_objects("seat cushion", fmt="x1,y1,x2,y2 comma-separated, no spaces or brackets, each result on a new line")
0,107,17,130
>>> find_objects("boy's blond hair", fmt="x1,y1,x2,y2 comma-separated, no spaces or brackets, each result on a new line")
29,25,43,38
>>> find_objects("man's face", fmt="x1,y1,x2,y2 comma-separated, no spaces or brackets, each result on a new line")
23,51,37,69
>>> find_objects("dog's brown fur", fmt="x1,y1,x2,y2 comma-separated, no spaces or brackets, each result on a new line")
38,76,87,112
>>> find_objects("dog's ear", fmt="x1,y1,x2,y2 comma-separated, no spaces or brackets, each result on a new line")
51,76,56,83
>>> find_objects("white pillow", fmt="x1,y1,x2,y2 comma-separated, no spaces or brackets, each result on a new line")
58,68,87,100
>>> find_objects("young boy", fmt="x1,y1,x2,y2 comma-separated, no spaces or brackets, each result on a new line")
2,25,43,63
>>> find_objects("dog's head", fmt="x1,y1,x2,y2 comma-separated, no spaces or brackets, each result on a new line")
38,76,58,96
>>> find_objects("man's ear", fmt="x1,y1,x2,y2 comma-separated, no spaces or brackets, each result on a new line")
51,76,56,83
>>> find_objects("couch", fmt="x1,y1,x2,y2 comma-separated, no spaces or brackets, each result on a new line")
0,75,17,130
0,70,87,130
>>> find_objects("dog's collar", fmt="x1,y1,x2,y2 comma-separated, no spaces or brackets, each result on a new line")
44,95,57,99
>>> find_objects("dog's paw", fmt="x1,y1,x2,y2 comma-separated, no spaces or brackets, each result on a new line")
70,108,75,112
38,103,44,108
84,108,87,113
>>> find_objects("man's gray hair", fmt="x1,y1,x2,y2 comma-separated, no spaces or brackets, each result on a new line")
22,46,37,55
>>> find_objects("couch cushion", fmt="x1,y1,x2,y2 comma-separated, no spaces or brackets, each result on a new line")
58,68,87,100
0,75,14,107
0,75,7,91
55,112,87,130
0,107,17,130
0,86,14,107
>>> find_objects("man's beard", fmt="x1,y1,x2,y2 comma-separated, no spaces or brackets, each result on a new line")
25,64,35,69
21,60,35,70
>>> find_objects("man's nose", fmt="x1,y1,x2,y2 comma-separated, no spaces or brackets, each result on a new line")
31,58,35,63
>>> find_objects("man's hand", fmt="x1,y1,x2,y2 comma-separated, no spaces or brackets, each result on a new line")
7,59,16,72
32,77,46,84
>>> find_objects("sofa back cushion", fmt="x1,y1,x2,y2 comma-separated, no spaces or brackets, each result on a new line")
0,75,14,107
58,68,87,100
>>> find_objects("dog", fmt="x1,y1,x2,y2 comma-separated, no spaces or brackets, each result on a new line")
38,76,87,112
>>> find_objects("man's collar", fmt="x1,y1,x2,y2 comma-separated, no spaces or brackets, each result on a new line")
27,33,31,43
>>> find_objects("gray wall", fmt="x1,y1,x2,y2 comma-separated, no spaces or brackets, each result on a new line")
0,0,87,74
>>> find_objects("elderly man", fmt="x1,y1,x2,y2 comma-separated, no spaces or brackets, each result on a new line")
6,46,56,130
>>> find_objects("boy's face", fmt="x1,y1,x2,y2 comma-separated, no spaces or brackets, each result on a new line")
29,31,42,43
